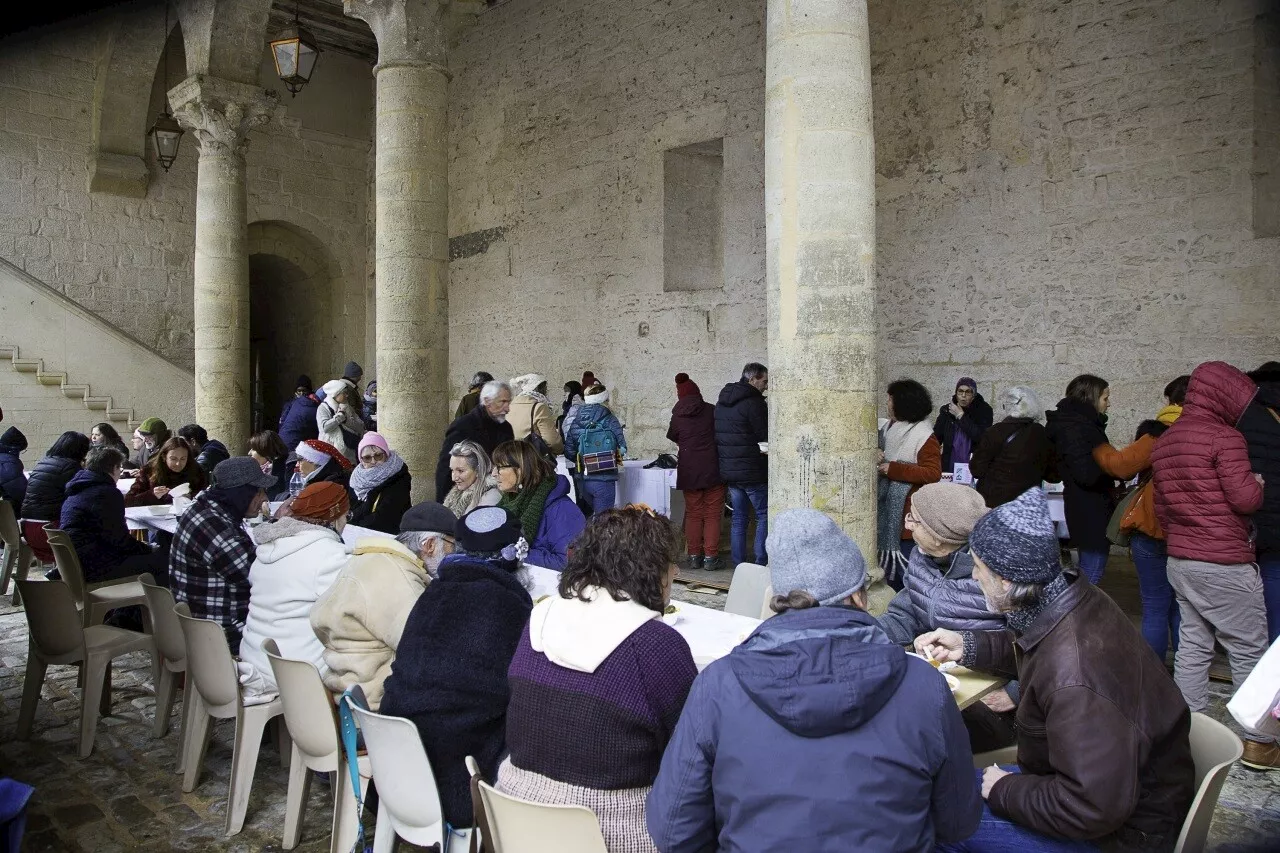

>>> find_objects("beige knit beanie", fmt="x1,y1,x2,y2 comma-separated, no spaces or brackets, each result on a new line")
909,483,988,548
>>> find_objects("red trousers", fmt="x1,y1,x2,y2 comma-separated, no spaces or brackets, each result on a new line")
682,484,727,557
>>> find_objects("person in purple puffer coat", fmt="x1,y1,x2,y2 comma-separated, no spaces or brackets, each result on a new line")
666,373,724,570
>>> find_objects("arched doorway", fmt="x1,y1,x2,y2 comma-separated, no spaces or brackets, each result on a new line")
247,221,338,434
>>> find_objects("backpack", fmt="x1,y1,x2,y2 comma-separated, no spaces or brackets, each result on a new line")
577,418,619,475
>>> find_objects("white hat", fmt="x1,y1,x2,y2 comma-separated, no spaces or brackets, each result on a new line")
511,374,546,396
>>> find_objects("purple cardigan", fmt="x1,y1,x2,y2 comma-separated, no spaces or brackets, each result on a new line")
527,475,586,570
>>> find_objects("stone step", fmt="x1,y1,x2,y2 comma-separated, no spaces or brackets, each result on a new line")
37,371,67,386
61,384,91,399
12,359,41,373
83,396,111,411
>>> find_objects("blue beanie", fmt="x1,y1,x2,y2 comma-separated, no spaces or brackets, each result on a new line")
968,487,1061,584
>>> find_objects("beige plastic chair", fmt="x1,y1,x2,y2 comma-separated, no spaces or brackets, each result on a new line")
262,638,371,852
466,756,493,853
138,573,190,771
349,702,462,853
475,761,608,853
1173,712,1245,853
15,578,155,758
724,562,771,619
971,745,1018,768
0,500,32,598
45,526,147,628
176,604,286,836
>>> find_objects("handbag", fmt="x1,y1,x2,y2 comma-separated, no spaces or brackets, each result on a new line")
1228,636,1280,738
1106,473,1149,547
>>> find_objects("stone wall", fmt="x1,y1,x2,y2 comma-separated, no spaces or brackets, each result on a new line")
450,0,1279,457
0,17,373,401
448,0,768,455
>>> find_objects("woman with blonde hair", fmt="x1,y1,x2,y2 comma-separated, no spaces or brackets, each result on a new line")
442,439,502,517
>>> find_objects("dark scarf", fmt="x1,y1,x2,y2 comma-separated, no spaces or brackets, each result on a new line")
499,476,556,542
206,484,261,520
1005,572,1071,635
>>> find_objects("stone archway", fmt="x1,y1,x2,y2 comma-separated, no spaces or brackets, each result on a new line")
246,220,338,433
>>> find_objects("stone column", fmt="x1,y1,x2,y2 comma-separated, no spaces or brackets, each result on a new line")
170,75,276,458
765,2,887,609
346,0,450,501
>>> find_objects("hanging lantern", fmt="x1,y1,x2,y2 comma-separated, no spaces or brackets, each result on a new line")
148,111,184,172
270,3,320,97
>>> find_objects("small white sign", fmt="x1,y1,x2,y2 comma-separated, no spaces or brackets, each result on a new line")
952,463,974,486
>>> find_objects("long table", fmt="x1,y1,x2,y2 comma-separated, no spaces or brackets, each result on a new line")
341,523,760,671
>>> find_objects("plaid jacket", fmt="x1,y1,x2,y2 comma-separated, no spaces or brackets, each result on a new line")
169,490,255,653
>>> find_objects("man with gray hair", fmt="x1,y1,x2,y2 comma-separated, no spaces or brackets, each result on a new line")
310,500,457,709
969,385,1053,508
435,379,515,501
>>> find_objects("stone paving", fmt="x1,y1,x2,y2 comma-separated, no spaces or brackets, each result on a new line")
0,561,1277,851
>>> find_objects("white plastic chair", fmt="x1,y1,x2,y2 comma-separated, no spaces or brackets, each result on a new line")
45,526,148,628
1173,712,1245,853
724,562,771,619
0,500,32,598
138,574,189,769
349,702,464,852
262,638,371,852
15,578,155,757
176,603,286,836
475,760,608,853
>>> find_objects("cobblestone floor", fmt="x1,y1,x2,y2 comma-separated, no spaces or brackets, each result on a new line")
0,556,1276,850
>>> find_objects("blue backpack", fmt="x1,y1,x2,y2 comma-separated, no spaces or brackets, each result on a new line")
577,418,619,475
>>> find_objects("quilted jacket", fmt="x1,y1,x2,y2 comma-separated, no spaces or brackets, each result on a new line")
1150,362,1263,565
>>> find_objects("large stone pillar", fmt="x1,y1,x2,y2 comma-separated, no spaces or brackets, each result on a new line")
170,75,276,457
346,0,450,501
766,2,887,608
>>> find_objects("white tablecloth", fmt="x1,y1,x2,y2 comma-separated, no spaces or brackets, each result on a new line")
341,523,759,670
125,504,178,534
554,458,680,519
117,477,135,495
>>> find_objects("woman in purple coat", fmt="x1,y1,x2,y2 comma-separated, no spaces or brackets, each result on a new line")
492,441,586,570
666,374,725,570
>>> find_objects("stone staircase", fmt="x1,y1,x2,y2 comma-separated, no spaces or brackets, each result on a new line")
0,343,142,431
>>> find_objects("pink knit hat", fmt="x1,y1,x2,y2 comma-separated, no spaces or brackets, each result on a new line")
357,432,390,456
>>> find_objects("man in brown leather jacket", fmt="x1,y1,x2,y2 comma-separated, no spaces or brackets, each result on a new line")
918,487,1195,852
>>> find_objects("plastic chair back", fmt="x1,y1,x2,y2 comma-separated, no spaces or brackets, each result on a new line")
20,519,55,564
1173,712,1245,853
17,579,87,661
261,638,340,764
176,606,242,712
350,704,446,834
724,562,770,619
477,777,608,853
139,574,185,665
45,528,87,606
0,500,20,550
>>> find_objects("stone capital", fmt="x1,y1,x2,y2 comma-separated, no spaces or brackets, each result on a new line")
344,0,449,73
168,74,279,159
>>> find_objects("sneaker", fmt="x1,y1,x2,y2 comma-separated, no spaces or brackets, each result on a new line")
1242,739,1280,771
702,556,723,572
685,554,704,571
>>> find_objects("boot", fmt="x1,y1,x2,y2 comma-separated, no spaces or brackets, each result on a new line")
702,555,723,572
1242,739,1280,771
685,554,704,570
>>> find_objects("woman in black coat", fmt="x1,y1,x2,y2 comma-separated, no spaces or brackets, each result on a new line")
0,426,28,514
1044,374,1115,585
970,386,1053,508
348,433,413,533
932,377,994,473
22,431,92,522
60,447,167,583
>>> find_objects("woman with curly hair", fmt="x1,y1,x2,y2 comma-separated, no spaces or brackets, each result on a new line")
125,436,208,507
876,378,942,590
499,506,697,853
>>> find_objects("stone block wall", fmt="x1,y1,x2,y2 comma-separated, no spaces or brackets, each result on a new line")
0,20,372,395
448,0,768,455
450,0,1279,457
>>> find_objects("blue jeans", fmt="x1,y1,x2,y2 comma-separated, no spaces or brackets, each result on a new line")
577,477,616,517
1261,555,1280,644
1077,550,1108,585
728,484,768,566
1130,532,1179,661
935,768,1098,853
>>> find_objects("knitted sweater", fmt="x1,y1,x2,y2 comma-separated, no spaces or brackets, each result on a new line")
505,589,697,790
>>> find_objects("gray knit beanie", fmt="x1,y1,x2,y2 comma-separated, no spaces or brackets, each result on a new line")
910,483,988,549
968,487,1061,584
766,509,868,605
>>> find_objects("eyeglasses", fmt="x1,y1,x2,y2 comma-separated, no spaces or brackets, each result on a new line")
495,464,517,471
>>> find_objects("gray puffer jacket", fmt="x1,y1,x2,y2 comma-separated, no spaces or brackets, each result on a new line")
878,546,1004,645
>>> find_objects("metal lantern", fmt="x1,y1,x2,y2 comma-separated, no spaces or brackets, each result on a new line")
270,7,320,97
148,111,184,172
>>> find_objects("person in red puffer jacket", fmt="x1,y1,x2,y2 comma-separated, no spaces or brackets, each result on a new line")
1149,361,1273,768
